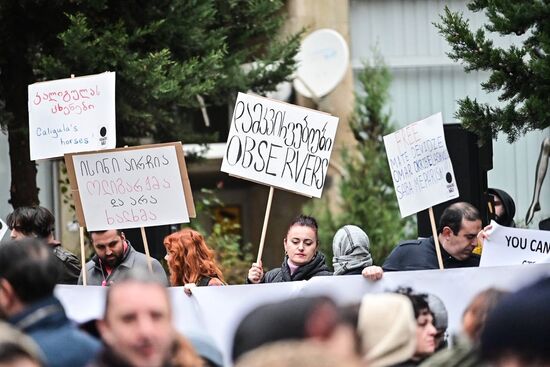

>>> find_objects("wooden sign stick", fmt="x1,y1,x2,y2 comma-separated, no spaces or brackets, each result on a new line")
429,207,444,270
79,226,87,286
140,227,153,273
256,186,275,264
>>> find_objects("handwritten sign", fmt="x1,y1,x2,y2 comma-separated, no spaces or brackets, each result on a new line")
480,221,550,267
221,93,339,197
383,113,459,217
28,72,116,160
65,143,195,231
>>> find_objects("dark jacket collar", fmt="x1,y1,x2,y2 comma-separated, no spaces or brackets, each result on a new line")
9,296,67,332
280,252,331,281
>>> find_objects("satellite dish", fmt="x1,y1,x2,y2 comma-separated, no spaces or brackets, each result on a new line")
293,29,349,99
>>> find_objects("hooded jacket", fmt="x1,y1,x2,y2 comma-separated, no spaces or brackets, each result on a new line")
332,225,373,275
488,188,516,227
261,252,332,283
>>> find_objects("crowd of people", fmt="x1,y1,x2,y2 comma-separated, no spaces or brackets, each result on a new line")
1,192,549,367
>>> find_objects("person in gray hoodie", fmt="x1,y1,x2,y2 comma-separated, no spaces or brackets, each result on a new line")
332,225,373,275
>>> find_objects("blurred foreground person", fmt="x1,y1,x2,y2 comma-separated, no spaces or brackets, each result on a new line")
92,269,202,367
247,215,331,283
0,322,44,367
420,288,508,367
6,206,81,284
163,228,225,291
425,294,448,351
235,340,362,367
0,239,100,367
358,293,416,367
396,288,438,366
232,296,357,363
332,225,373,275
480,277,550,367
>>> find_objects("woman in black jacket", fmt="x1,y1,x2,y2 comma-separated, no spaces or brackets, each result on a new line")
247,215,332,283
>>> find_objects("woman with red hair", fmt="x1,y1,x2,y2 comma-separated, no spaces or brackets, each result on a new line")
163,228,225,288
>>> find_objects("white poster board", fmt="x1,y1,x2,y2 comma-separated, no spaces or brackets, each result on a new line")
0,219,8,241
221,92,339,198
480,221,550,267
383,113,459,217
66,143,194,231
28,72,116,160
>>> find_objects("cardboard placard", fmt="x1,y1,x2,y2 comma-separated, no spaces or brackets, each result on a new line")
28,72,116,160
65,142,195,231
480,221,550,266
383,112,459,217
221,92,339,198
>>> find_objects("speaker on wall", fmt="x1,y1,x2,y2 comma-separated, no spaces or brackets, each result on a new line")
416,124,492,237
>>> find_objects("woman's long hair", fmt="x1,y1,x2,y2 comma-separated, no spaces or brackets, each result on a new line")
163,228,225,286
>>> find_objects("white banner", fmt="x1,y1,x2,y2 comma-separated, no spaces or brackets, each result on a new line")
56,265,550,366
28,72,116,160
480,221,550,267
221,93,339,198
70,144,190,230
383,113,459,217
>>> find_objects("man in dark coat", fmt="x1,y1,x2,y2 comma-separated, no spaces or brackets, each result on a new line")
0,238,100,367
6,206,81,284
362,202,482,281
382,202,482,271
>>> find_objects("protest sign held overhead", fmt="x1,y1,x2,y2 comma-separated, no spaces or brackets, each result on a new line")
221,92,339,198
28,72,116,160
480,221,550,267
65,143,195,231
384,113,459,218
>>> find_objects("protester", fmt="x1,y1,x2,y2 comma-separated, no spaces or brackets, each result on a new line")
92,269,202,367
0,322,44,367
247,215,331,283
184,332,224,367
362,202,482,280
357,293,416,367
421,288,508,367
234,340,362,367
395,288,438,366
163,228,225,291
425,294,448,351
480,277,550,367
332,225,373,275
487,188,516,227
79,229,168,286
6,206,81,284
232,296,356,363
0,239,100,367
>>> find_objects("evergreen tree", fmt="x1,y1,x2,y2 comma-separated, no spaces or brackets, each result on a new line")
435,1,550,143
307,54,412,265
0,0,300,207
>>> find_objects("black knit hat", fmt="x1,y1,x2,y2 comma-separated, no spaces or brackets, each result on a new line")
480,277,550,363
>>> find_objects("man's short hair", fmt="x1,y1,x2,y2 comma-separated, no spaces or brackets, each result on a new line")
103,268,168,318
0,239,58,304
437,202,481,235
6,206,55,239
87,229,123,241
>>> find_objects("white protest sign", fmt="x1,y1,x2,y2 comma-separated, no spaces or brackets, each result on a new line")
65,143,195,231
221,92,339,198
383,113,459,217
28,72,116,160
480,221,550,267
0,218,8,241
